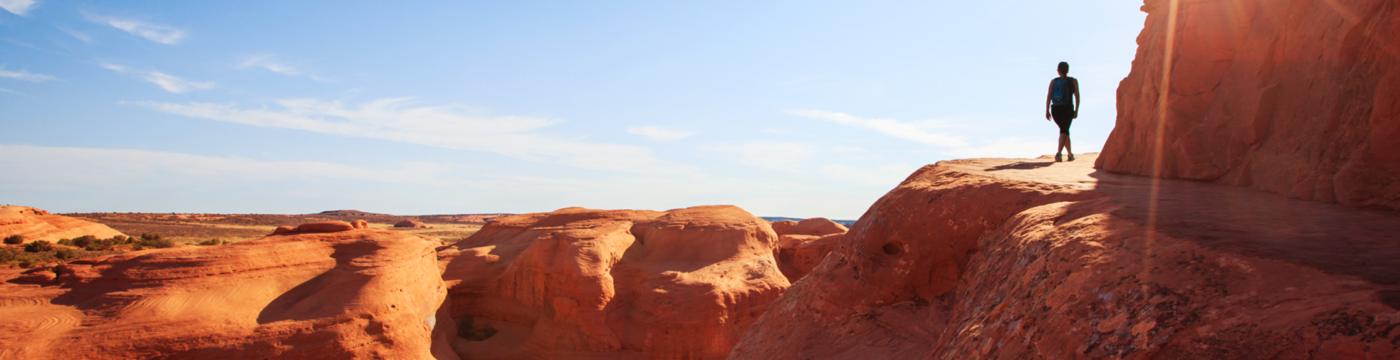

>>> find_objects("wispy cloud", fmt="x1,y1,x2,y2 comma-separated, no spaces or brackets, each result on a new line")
127,98,694,174
702,141,817,172
83,11,185,45
0,65,55,82
820,163,918,186
100,63,214,93
0,87,21,95
0,0,37,16
58,27,93,43
0,143,455,186
786,109,968,148
627,126,696,141
238,55,300,76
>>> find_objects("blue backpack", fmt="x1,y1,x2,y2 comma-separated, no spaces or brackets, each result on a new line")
1051,78,1074,106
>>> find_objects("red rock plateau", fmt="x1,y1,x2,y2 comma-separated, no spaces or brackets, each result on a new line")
732,154,1400,358
1098,0,1400,212
0,206,124,243
398,219,433,228
436,206,789,359
770,218,847,283
0,221,451,359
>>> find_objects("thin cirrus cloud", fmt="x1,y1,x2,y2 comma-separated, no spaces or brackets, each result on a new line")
82,11,185,45
127,98,696,174
786,109,968,148
238,55,300,76
0,0,37,16
627,126,696,141
100,63,214,93
819,163,918,186
0,65,56,82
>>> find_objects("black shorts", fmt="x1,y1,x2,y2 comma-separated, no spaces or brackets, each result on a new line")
1051,104,1074,135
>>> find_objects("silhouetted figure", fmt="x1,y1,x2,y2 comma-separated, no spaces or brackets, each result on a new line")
1044,61,1080,162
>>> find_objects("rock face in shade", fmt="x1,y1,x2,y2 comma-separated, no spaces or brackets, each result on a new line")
1097,0,1400,212
731,154,1400,359
436,205,789,360
770,218,848,283
0,206,125,242
396,219,431,228
0,226,452,359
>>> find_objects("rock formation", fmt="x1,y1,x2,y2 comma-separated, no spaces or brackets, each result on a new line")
0,225,450,359
397,219,431,228
0,206,125,243
770,218,848,283
731,154,1400,358
436,205,789,359
1098,0,1400,212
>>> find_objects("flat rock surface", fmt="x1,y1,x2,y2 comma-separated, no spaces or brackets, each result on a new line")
732,153,1400,359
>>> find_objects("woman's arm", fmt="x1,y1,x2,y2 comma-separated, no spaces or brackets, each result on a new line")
1073,78,1082,119
1045,80,1054,120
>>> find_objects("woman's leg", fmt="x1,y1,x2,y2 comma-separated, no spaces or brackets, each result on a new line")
1062,134,1072,155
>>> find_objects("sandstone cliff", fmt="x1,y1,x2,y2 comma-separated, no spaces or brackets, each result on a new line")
0,206,124,242
0,226,450,359
732,154,1400,359
437,205,789,359
1098,0,1400,212
770,218,848,283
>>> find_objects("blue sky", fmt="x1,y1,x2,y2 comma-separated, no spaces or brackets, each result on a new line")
0,0,1147,219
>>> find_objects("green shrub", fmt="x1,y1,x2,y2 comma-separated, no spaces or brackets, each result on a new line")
55,248,76,261
114,235,130,243
196,238,226,246
138,237,174,249
3,235,23,245
72,235,94,248
23,240,53,253
0,249,13,263
141,233,161,241
56,238,72,246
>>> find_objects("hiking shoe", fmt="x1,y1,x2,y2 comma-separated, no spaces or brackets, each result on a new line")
1055,153,1062,162
1068,154,1076,162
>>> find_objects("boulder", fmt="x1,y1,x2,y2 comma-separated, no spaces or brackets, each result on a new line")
437,205,789,359
1097,0,1400,212
771,218,847,237
395,220,430,229
732,154,1400,358
0,228,451,359
0,206,125,243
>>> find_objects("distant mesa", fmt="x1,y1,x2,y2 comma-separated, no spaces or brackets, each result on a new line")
316,209,381,217
761,216,855,226
437,205,789,359
0,205,125,243
394,219,430,229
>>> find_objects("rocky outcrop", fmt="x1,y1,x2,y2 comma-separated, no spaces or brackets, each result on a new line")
437,205,789,360
732,154,1400,358
0,225,450,359
771,218,848,283
1098,0,1400,212
0,206,125,242
396,220,431,228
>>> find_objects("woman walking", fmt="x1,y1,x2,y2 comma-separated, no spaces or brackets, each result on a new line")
1045,61,1080,162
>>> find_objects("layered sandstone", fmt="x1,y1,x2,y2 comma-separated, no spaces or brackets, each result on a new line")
0,206,124,242
771,218,848,283
436,205,789,359
0,226,450,359
1098,0,1400,212
732,154,1400,359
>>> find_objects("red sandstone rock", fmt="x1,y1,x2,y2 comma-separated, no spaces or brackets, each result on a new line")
732,154,1400,358
1097,0,1400,212
0,206,125,243
437,205,789,359
0,228,450,359
294,221,356,234
396,220,430,228
771,218,847,237
272,225,296,235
